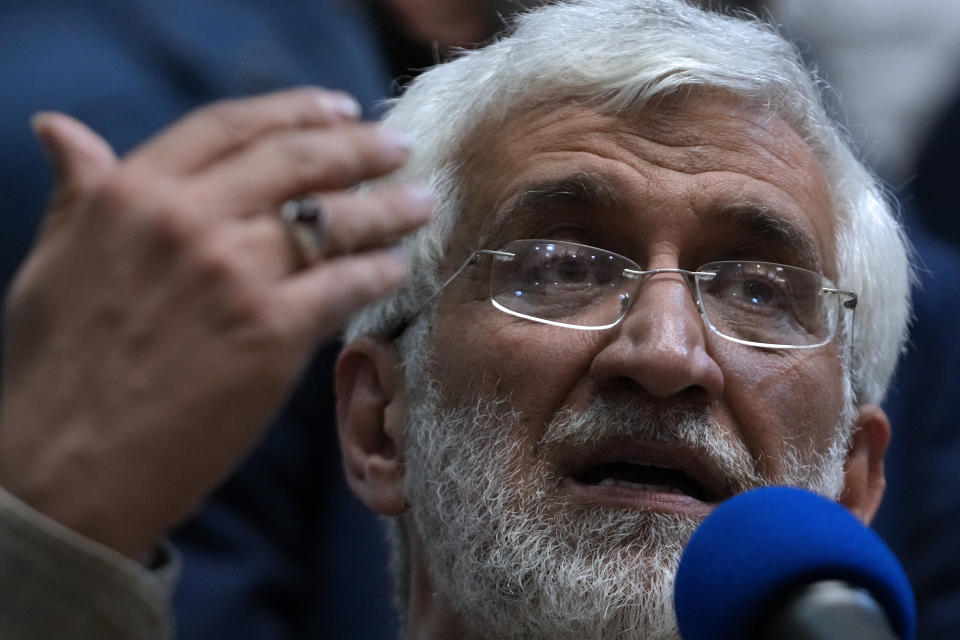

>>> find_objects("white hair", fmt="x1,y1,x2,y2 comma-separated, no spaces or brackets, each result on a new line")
346,0,911,406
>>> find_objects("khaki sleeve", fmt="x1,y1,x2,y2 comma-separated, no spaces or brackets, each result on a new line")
0,486,176,640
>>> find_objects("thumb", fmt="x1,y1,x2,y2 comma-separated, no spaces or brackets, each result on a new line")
31,111,118,196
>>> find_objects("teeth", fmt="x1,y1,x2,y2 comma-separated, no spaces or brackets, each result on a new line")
577,462,713,501
637,483,684,495
595,478,686,495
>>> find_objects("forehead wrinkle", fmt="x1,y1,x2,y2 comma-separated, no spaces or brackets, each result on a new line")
479,171,623,247
717,202,824,274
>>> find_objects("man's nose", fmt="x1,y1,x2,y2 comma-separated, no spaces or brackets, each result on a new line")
588,273,724,401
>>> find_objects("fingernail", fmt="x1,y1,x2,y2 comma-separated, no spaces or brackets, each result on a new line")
331,95,361,119
387,243,410,265
29,111,55,137
379,127,414,153
403,184,434,209
381,244,411,279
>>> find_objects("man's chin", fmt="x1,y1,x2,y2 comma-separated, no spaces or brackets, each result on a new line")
404,391,698,640
414,499,693,640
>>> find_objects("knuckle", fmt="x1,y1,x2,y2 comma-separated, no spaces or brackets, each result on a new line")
377,193,411,227
321,206,355,251
251,303,293,342
345,260,396,300
350,193,394,231
201,100,254,145
191,242,241,286
89,170,213,251
227,293,294,351
90,169,140,212
286,88,334,125
150,201,200,246
268,125,404,194
276,133,319,169
352,127,407,174
274,134,351,190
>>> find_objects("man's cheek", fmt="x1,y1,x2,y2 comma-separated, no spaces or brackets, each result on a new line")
724,351,844,453
438,320,583,393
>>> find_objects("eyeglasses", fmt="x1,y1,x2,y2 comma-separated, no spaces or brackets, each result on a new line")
407,239,857,349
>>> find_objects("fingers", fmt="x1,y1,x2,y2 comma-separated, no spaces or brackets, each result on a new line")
129,87,362,175
280,248,411,340
31,112,118,197
5,91,429,561
191,180,431,289
209,215,299,281
31,91,426,352
196,123,414,216
320,183,433,255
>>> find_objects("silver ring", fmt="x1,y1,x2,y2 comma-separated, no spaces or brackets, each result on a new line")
281,197,328,263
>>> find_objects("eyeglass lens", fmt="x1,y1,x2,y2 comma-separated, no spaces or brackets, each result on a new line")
488,240,840,347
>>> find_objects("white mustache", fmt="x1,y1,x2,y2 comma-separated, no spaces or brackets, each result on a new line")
537,399,765,494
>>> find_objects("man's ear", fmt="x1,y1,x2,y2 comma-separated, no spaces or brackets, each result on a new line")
335,336,408,516
839,404,890,524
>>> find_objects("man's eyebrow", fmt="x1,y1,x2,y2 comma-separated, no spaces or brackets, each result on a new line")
485,172,622,238
483,178,826,272
719,203,824,272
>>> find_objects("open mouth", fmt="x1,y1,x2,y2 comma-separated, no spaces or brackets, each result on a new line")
560,441,730,513
575,461,717,502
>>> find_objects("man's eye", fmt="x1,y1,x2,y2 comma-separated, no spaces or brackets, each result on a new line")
552,255,592,283
705,267,791,312
740,279,776,306
524,252,587,285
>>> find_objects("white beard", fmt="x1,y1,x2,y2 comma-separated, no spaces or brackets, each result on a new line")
401,376,853,640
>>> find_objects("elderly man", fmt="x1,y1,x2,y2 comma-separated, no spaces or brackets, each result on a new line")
333,1,910,637
0,0,910,638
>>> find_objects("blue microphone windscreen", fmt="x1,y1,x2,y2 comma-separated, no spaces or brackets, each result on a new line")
674,487,915,640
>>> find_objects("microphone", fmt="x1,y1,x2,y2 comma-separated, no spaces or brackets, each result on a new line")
674,487,916,640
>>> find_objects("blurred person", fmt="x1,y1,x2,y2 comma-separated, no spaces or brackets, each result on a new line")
912,83,960,248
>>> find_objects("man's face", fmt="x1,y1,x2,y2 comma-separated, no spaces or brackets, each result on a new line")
401,95,853,639
432,94,846,488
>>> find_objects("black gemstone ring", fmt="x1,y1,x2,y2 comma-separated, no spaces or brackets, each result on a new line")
280,197,328,263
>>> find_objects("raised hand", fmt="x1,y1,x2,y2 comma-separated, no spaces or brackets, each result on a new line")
0,88,431,559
